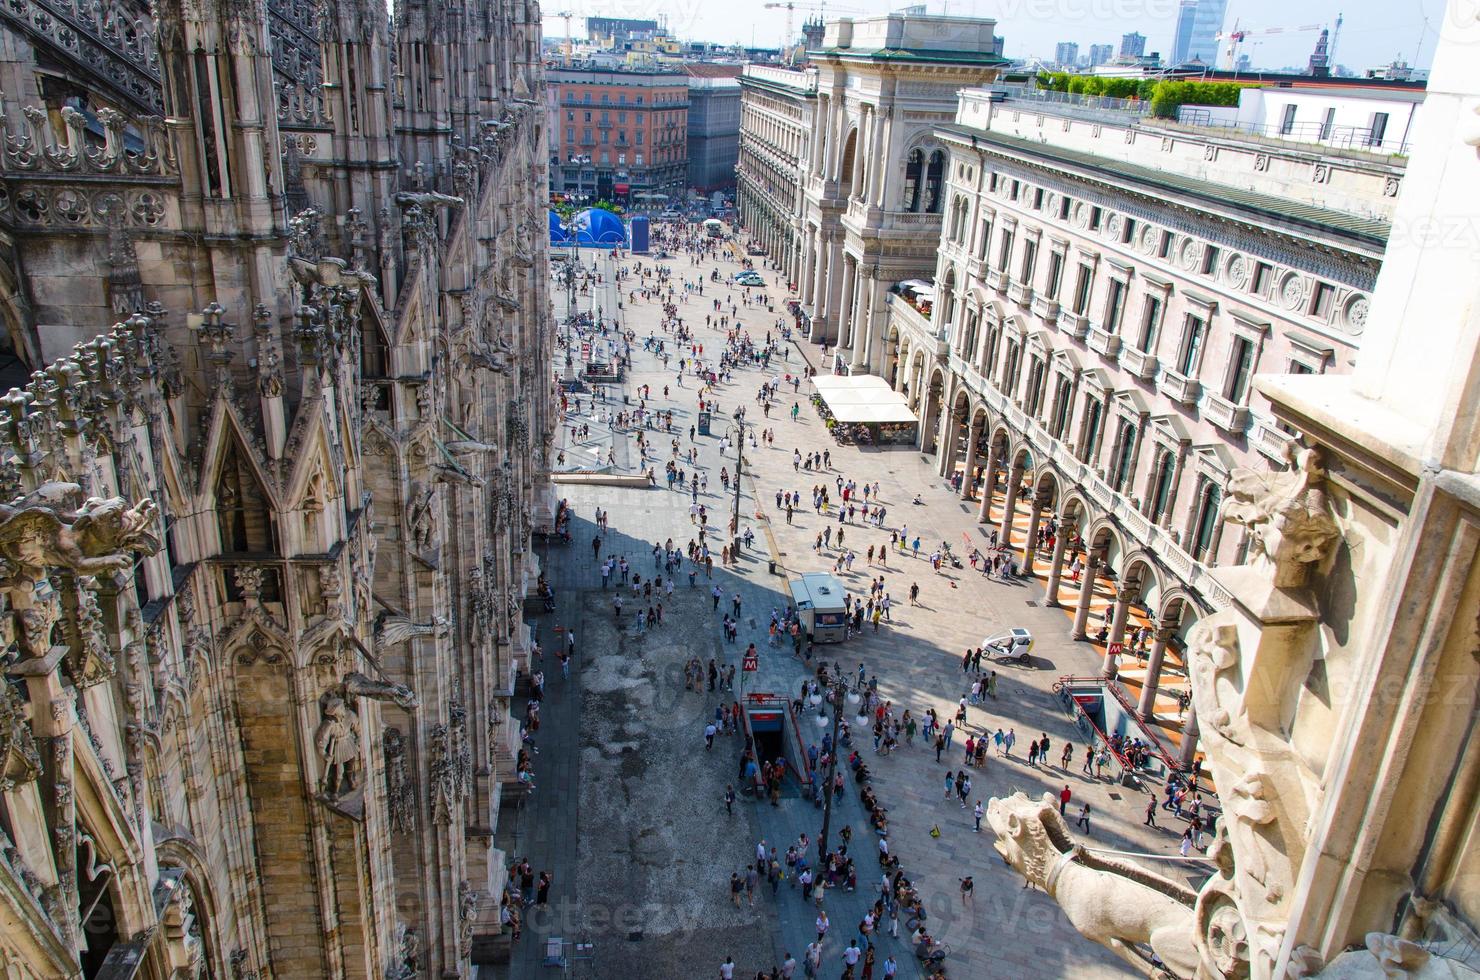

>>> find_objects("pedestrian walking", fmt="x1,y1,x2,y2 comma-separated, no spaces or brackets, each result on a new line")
1077,802,1092,832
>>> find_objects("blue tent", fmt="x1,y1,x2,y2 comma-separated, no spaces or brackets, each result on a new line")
548,207,627,248
571,208,627,247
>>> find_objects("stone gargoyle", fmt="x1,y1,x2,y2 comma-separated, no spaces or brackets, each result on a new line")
988,791,1200,978
373,613,448,650
1220,444,1339,588
0,482,160,585
289,254,377,291
394,191,464,212
342,671,419,711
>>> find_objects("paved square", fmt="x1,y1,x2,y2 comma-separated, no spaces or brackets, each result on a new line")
502,238,1208,979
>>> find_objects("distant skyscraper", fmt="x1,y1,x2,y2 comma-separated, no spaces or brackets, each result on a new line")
1171,0,1228,64
1171,0,1197,64
1120,32,1146,58
1054,41,1079,67
1088,44,1114,67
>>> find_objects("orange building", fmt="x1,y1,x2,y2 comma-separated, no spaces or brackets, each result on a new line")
547,66,689,205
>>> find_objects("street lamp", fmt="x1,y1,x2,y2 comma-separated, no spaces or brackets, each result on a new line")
728,408,749,559
814,671,850,859
556,212,584,382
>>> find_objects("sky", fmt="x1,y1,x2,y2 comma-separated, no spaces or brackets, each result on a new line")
543,0,1446,73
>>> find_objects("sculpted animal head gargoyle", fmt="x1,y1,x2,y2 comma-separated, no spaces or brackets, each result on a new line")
0,487,160,584
987,791,1067,888
73,496,160,559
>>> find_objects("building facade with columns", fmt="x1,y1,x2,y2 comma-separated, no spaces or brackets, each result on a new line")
986,4,1480,974
0,0,555,976
894,84,1402,760
787,13,1007,369
736,64,819,287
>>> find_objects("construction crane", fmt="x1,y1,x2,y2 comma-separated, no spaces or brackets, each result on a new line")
1216,21,1326,70
551,10,577,65
764,1,863,62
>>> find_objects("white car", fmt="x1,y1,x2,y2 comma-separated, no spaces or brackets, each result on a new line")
982,627,1033,664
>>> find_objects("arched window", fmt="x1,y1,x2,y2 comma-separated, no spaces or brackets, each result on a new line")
1190,479,1222,561
839,129,858,187
1025,356,1047,416
940,268,957,330
1110,420,1137,492
1150,450,1178,524
1003,340,1022,394
1080,397,1104,464
983,323,1001,377
903,149,924,212
950,197,968,241
1051,377,1074,438
924,150,946,213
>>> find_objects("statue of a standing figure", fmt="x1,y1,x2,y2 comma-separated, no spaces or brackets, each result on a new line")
407,482,437,554
316,671,419,800
316,695,360,798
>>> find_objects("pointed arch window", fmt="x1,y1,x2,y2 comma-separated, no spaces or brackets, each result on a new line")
217,441,278,555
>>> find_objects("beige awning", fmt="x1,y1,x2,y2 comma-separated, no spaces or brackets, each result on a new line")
812,374,917,424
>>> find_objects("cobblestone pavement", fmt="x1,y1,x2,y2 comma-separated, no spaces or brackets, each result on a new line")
505,240,1210,979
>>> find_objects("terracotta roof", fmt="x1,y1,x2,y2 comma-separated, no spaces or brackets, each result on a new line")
683,63,744,78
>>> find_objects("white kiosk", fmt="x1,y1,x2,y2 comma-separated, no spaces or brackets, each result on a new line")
789,573,849,643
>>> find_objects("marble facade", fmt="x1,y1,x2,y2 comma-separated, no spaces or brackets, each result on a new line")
0,0,554,976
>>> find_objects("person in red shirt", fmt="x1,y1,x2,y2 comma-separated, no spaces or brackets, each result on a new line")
1059,784,1072,816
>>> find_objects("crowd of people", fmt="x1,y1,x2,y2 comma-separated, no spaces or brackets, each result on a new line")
520,219,1219,978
